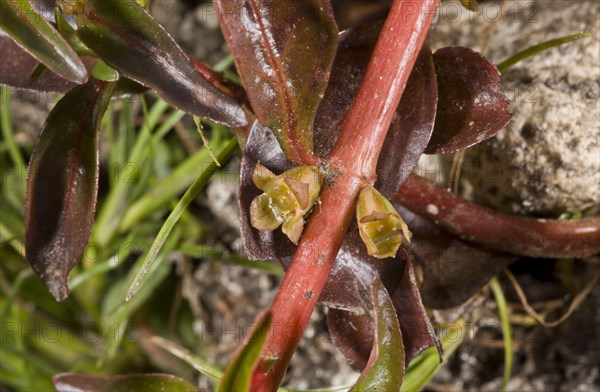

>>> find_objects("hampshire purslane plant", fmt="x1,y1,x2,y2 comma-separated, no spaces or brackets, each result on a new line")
1,0,599,390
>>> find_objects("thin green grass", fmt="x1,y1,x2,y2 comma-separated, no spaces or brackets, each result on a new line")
490,277,513,392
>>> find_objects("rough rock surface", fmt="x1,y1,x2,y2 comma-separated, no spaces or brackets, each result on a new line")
430,0,600,215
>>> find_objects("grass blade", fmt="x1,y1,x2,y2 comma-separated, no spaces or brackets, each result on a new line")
125,138,239,301
490,277,513,392
497,32,590,73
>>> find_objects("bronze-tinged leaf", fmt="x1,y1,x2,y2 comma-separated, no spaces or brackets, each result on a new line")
53,373,197,392
390,259,442,362
0,29,76,93
0,0,87,84
313,22,437,196
398,205,516,309
425,46,511,154
349,276,404,391
214,0,339,164
25,79,115,301
325,245,440,371
72,0,246,127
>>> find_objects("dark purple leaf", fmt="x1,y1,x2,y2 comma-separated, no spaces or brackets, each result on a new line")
73,0,246,127
320,225,406,313
326,254,440,371
398,205,516,309
313,22,438,197
0,29,76,93
350,276,404,391
25,79,114,301
52,373,197,392
215,0,339,164
424,46,511,154
327,308,373,371
375,46,437,198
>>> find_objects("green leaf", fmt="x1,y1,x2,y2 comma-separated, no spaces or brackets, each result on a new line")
55,6,93,56
24,78,114,301
0,0,87,83
214,0,338,164
218,311,272,392
351,277,404,391
53,373,197,392
72,0,247,127
91,60,119,82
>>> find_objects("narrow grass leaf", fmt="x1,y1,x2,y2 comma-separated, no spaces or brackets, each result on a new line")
194,116,220,166
125,138,239,301
151,336,223,383
497,32,590,73
218,311,272,392
490,277,513,392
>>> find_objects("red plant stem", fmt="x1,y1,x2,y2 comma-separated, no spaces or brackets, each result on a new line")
397,174,600,258
251,1,439,390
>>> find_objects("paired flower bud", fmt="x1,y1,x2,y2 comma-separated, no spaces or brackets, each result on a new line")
250,164,408,257
250,163,322,244
356,186,411,259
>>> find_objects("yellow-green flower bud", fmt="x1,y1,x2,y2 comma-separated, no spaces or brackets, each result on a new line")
356,186,412,258
250,163,322,244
